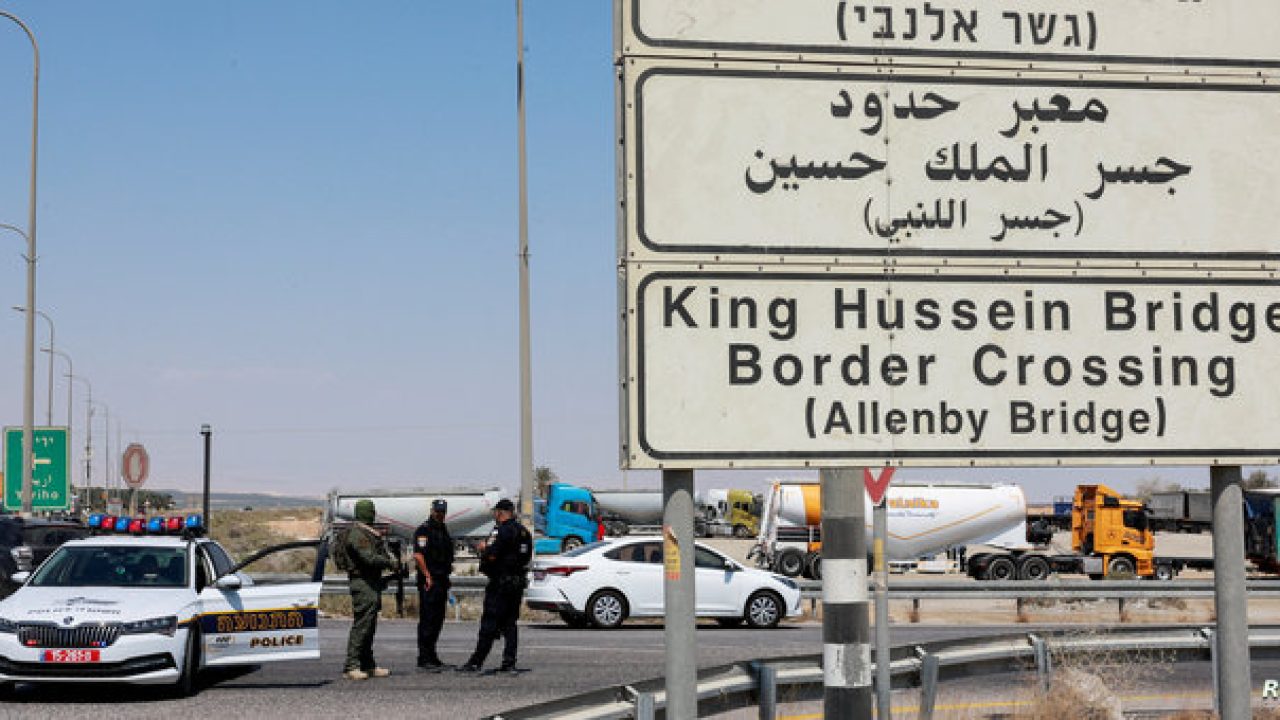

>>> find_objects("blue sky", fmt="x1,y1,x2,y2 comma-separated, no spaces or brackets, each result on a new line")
0,2,1233,501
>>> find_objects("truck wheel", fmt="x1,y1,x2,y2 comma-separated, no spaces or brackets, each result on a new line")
1106,556,1136,578
1154,564,1177,581
733,524,753,539
1018,556,1051,581
587,590,628,629
561,536,583,553
986,556,1017,581
806,554,822,581
775,550,805,578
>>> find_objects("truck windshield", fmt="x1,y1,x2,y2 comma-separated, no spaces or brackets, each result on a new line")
1123,510,1148,531
30,546,188,588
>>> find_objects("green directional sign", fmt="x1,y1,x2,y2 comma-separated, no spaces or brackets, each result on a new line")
4,427,69,511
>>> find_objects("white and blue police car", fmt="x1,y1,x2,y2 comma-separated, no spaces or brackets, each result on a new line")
0,514,323,696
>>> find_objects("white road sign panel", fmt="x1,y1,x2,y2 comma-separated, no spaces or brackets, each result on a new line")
624,270,1280,468
624,0,1280,69
627,63,1280,263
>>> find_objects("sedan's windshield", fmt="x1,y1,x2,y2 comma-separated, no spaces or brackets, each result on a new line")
30,546,188,588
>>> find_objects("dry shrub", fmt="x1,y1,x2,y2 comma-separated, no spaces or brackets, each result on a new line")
1014,628,1178,720
1019,669,1122,720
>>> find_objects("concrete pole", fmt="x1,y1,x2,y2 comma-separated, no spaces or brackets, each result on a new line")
874,498,891,719
662,469,697,718
514,0,535,529
1210,465,1250,720
821,468,873,716
0,12,39,516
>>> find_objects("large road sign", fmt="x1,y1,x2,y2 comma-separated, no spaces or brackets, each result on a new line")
4,427,70,511
616,2,1280,470
623,0,1280,69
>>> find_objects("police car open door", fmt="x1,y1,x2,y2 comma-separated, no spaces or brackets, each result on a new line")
196,540,324,666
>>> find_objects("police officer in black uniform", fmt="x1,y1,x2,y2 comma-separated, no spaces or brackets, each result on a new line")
457,498,531,674
414,498,454,671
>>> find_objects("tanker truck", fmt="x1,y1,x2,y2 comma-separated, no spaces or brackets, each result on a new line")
326,487,508,550
593,489,665,536
748,480,1031,578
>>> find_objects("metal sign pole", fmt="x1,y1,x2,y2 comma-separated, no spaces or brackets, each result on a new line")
821,468,872,716
874,497,891,719
662,469,696,718
1210,465,1250,719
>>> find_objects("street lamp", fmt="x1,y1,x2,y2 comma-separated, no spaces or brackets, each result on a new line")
0,11,40,516
16,307,55,425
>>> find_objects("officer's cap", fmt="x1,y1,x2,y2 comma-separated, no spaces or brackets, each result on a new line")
494,498,515,513
431,499,448,513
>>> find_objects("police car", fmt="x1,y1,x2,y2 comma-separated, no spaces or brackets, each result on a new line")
0,514,324,696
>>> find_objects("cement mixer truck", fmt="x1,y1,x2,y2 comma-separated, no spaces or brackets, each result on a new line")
748,480,1030,578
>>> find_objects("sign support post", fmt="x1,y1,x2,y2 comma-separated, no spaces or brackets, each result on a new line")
874,496,891,719
661,468,696,718
821,467,872,717
1210,465,1250,720
865,467,896,720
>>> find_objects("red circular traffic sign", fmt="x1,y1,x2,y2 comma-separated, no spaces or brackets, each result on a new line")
122,443,150,489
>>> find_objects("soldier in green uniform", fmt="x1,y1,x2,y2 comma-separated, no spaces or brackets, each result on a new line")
338,499,399,680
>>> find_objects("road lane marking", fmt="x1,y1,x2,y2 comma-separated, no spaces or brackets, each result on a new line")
780,690,1212,718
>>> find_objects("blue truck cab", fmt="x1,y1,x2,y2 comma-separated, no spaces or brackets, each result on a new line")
533,483,603,555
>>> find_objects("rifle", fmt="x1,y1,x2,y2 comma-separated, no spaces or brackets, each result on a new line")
387,537,406,617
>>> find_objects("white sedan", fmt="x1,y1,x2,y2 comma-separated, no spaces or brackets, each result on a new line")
525,538,801,629
0,527,323,696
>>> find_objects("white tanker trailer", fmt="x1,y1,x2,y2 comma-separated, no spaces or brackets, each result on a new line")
748,480,1030,578
326,487,509,549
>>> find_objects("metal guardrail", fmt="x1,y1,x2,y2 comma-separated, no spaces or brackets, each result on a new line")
486,625,1280,720
289,575,1280,602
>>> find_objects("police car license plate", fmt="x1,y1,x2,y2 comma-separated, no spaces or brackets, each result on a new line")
42,649,100,663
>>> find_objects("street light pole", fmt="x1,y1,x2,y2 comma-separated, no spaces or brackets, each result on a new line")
9,305,53,427
69,375,91,508
0,11,40,516
515,0,535,526
45,349,72,428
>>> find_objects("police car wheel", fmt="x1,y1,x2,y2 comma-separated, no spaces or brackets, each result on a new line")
173,627,200,697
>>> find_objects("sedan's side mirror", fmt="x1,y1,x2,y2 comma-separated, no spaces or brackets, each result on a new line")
723,560,740,572
9,571,29,585
213,574,242,591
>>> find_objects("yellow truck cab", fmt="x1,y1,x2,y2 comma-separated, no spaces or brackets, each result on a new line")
1071,484,1155,577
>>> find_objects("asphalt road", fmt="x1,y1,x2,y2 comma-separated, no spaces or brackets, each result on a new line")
0,618,1267,719
0,617,1013,719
